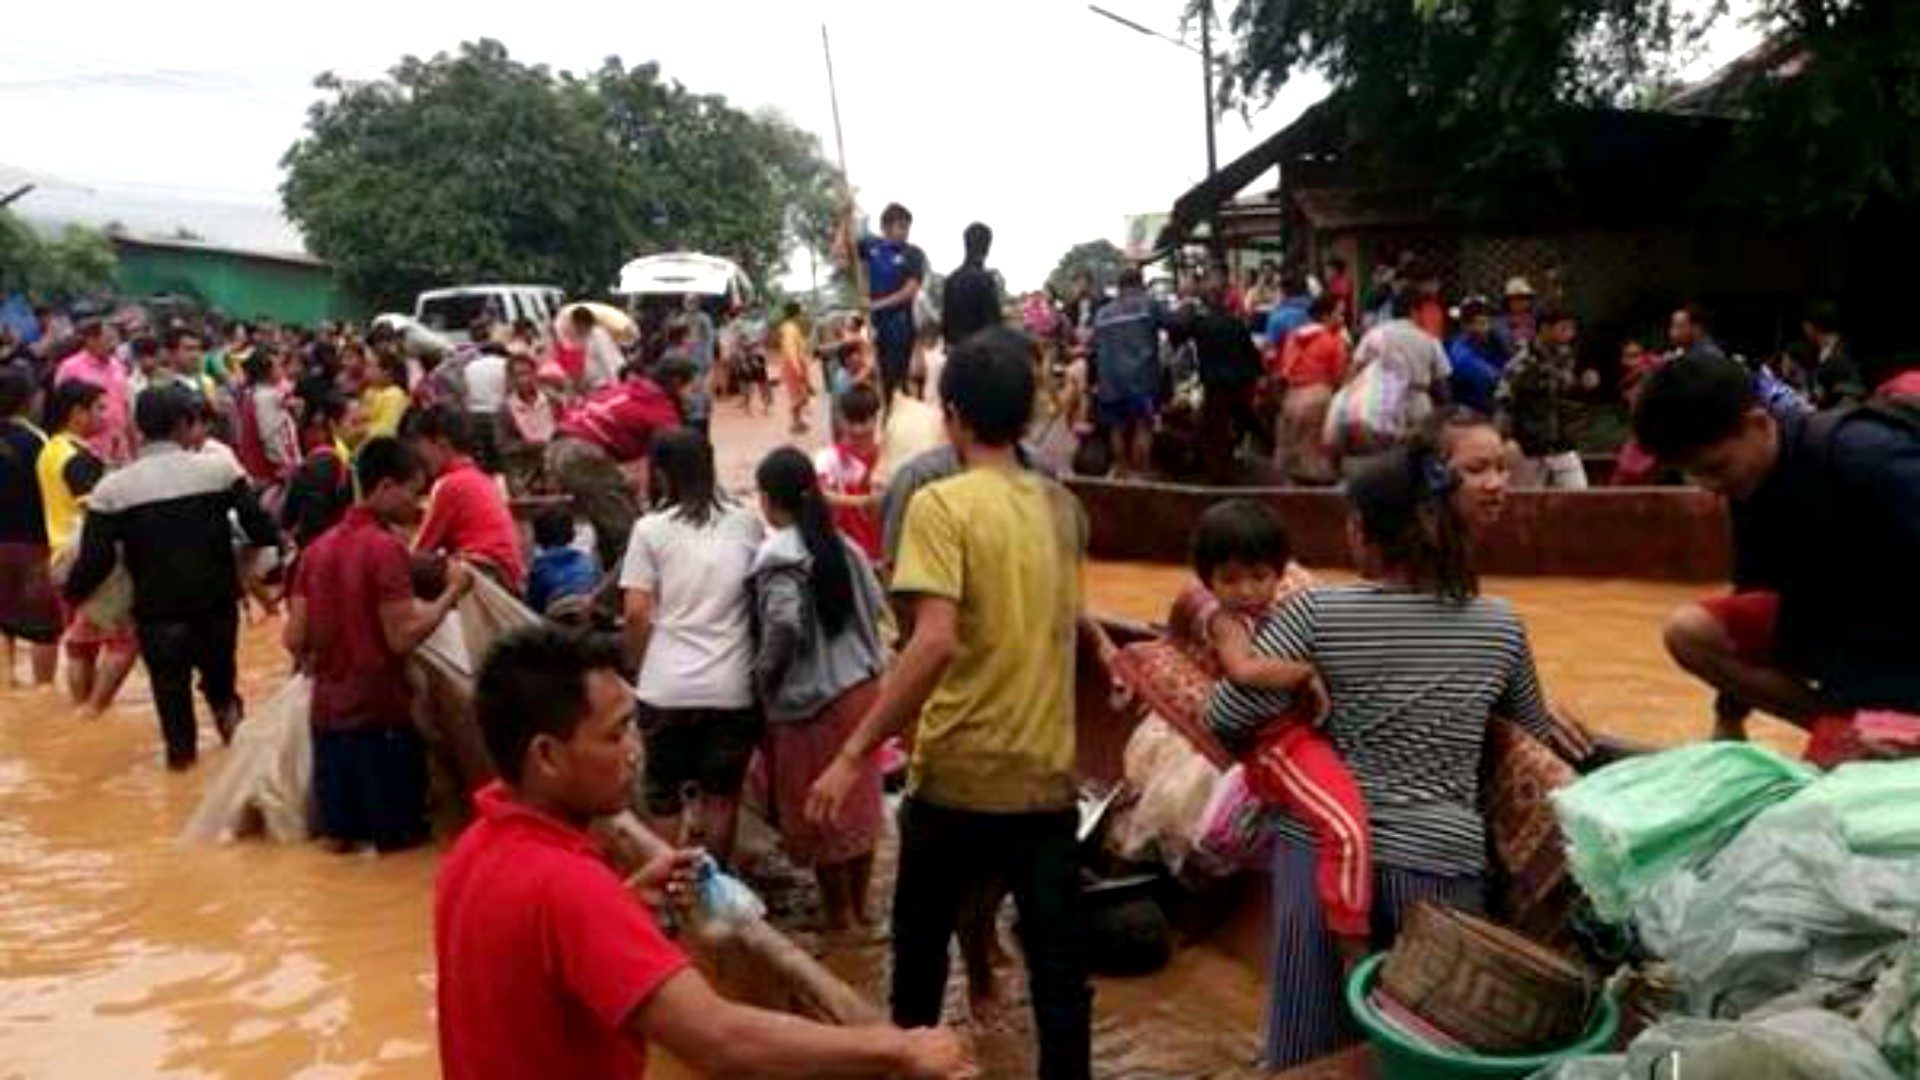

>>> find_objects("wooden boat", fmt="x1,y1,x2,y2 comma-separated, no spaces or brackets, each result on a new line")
1066,475,1731,581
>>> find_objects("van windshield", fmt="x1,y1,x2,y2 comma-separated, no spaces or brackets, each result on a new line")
417,294,498,334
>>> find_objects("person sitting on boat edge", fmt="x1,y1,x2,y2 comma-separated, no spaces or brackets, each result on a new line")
1186,500,1373,968
1206,444,1585,1070
437,625,972,1080
1634,352,1920,757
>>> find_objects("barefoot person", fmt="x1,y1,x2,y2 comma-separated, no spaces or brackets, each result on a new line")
64,385,280,770
37,380,137,711
1634,353,1920,753
810,326,1093,1079
437,625,974,1080
621,430,763,864
751,447,889,933
284,436,471,854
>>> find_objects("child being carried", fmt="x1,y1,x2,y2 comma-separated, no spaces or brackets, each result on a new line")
1188,499,1374,961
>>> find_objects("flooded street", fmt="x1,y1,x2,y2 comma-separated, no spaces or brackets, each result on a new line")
0,408,1797,1078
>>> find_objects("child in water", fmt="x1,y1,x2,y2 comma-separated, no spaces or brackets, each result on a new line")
1189,499,1374,963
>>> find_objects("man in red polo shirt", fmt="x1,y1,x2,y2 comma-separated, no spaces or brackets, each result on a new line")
284,436,472,853
405,404,527,592
439,625,973,1080
544,360,685,568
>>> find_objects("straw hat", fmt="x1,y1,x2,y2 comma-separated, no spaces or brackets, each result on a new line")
1504,276,1537,298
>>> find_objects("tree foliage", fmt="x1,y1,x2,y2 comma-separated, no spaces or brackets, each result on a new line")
1046,240,1130,297
1715,1,1920,221
1211,0,1715,200
1214,0,1920,225
0,211,117,299
282,40,841,309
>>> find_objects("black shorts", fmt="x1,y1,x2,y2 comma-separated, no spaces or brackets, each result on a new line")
638,703,762,816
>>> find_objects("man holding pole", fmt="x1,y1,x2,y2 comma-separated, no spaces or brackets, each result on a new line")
840,203,928,407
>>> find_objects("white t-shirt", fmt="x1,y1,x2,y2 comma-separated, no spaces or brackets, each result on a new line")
464,353,508,413
619,503,764,709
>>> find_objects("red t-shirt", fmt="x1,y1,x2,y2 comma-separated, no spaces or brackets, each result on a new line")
814,442,882,560
556,378,682,464
436,783,690,1080
294,506,414,729
1277,323,1351,387
415,455,527,589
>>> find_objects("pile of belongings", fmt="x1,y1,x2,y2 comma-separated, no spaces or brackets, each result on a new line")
1547,745,1920,1077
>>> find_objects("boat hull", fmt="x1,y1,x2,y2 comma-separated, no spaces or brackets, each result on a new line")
1066,477,1731,581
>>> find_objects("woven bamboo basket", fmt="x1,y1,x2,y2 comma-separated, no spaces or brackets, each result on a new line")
1377,901,1596,1054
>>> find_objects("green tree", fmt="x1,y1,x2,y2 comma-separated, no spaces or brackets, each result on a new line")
1211,0,1712,207
1046,239,1130,297
282,40,842,309
0,210,117,299
1711,1,1920,221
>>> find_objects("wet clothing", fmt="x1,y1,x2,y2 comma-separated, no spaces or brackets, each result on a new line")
1263,839,1486,1068
295,505,415,731
892,798,1090,1080
436,783,690,1080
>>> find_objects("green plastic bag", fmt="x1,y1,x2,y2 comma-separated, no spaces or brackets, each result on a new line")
1771,761,1920,855
1551,743,1818,923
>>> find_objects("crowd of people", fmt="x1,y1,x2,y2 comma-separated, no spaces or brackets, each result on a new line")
4,196,1919,1079
987,249,1877,495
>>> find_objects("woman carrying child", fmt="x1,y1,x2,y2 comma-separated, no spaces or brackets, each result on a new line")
1206,444,1583,1069
750,447,890,933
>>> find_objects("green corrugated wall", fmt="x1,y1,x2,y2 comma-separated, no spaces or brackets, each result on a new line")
113,242,368,326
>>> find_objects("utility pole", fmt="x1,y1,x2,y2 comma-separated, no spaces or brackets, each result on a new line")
1088,3,1217,181
1200,2,1217,179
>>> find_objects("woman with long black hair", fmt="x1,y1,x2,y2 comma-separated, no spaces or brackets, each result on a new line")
1206,442,1584,1069
620,429,764,862
750,447,890,932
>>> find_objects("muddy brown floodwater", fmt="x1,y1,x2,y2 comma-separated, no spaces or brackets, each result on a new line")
0,407,1804,1078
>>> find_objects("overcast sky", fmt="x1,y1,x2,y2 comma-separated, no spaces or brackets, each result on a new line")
1,0,1756,292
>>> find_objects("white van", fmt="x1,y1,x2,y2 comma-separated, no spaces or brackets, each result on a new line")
413,284,564,343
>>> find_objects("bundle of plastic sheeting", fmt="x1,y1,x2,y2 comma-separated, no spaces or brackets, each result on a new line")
1106,713,1223,873
1634,804,1920,1019
1774,761,1920,855
1858,937,1920,1077
1551,743,1818,922
1537,1009,1902,1080
180,674,314,844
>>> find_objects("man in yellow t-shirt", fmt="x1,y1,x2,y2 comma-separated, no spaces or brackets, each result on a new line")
808,326,1091,1079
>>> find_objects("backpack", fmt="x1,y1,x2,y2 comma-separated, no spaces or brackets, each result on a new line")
1322,355,1411,455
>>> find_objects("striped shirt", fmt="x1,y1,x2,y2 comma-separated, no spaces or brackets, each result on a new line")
1206,583,1557,877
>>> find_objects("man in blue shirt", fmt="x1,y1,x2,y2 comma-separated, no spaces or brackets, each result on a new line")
1091,268,1168,477
1446,296,1507,414
1262,270,1313,351
845,203,928,407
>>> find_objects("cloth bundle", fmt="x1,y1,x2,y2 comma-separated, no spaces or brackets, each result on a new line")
1551,743,1818,922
